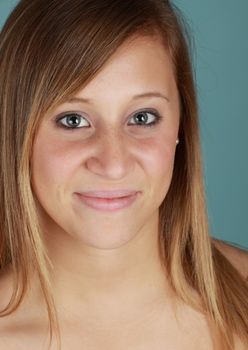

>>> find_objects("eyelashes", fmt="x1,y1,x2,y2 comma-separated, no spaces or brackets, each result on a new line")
55,109,163,131
56,113,90,129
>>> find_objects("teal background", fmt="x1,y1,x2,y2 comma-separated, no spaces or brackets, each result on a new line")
0,0,247,248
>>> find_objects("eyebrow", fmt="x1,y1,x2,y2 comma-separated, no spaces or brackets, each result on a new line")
67,91,170,104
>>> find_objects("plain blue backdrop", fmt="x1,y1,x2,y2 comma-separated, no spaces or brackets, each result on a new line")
0,0,247,248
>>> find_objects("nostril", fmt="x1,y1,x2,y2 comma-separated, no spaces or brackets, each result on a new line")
85,147,134,180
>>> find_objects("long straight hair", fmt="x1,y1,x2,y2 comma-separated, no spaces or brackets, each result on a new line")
0,0,247,349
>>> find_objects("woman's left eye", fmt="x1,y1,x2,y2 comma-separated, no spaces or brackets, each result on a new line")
128,110,161,127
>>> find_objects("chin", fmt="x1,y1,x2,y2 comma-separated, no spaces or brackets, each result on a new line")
72,223,141,250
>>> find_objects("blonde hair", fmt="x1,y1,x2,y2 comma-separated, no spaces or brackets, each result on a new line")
0,0,247,349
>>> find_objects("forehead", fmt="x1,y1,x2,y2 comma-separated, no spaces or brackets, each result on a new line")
73,35,176,101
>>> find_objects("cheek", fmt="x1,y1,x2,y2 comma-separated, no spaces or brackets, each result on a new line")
136,134,177,206
31,134,77,195
31,123,177,193
137,133,177,176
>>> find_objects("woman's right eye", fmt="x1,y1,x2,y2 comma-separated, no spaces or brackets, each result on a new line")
56,113,90,129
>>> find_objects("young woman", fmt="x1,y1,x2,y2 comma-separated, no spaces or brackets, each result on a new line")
0,0,247,349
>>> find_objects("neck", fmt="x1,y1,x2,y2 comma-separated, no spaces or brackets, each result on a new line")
40,214,175,321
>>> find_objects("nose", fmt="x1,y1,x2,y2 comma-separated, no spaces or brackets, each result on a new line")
85,129,135,180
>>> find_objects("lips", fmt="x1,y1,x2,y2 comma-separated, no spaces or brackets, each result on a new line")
74,190,139,211
77,190,138,199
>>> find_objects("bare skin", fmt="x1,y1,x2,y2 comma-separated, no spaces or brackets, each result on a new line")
0,239,247,349
0,35,247,349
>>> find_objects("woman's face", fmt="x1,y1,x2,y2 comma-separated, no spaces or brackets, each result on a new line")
31,35,180,249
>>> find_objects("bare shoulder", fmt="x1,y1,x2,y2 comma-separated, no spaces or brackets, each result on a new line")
212,238,248,279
